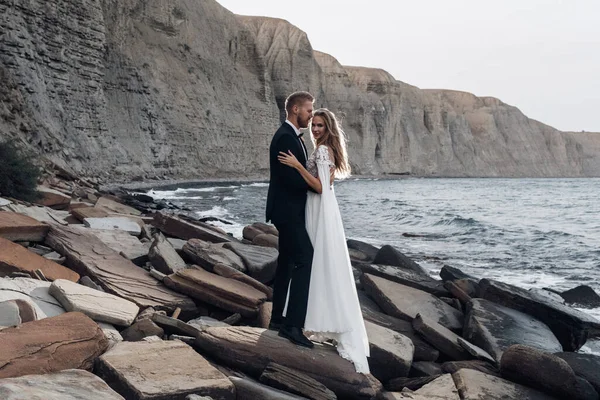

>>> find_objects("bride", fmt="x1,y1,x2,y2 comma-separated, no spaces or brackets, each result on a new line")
278,108,370,373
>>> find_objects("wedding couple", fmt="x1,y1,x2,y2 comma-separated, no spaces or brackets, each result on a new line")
265,91,370,373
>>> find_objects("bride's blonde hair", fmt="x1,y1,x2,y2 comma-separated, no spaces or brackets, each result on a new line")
311,108,351,179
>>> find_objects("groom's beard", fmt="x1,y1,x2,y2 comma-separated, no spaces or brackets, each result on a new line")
298,117,311,129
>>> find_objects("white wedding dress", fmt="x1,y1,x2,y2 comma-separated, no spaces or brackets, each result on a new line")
303,145,370,373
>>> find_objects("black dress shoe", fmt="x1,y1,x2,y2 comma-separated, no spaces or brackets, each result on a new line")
278,325,314,348
268,321,282,331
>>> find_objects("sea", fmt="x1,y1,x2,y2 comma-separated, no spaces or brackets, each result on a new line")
147,177,600,352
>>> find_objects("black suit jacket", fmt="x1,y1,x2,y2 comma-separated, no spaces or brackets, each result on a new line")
266,122,310,224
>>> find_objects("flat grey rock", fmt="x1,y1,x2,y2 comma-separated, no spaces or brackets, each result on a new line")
464,298,562,363
365,319,414,382
479,278,600,351
452,369,557,400
0,277,65,318
97,341,235,400
356,264,448,297
148,232,186,274
83,217,142,236
49,279,139,326
362,273,463,331
0,369,125,399
223,241,278,283
80,226,149,262
229,376,306,400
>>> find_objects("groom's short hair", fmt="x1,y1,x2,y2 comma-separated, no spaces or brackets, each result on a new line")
285,91,314,114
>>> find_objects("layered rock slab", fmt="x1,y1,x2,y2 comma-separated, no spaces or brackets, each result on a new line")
452,369,557,400
0,237,80,282
0,312,108,378
49,279,139,326
223,241,278,283
97,340,235,400
259,362,337,400
0,298,37,328
464,298,562,362
164,267,266,318
0,277,65,318
362,273,463,330
0,211,49,242
365,320,414,382
0,369,125,399
45,224,195,312
194,326,382,400
154,213,234,243
479,279,599,351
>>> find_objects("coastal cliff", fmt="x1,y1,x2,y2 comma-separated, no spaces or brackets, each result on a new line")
1,0,598,181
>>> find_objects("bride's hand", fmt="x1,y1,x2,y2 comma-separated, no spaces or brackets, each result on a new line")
278,150,301,169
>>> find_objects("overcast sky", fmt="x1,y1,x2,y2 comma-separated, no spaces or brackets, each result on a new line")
217,0,600,132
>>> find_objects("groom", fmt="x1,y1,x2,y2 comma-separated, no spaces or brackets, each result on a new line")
266,91,315,348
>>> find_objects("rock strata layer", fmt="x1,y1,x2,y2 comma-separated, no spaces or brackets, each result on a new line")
0,0,598,181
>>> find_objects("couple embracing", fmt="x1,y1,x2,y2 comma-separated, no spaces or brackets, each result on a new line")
265,91,370,373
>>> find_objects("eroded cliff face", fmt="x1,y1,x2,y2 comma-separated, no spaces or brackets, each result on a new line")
0,0,598,181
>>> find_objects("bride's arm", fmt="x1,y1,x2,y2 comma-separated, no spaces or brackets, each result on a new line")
278,150,323,194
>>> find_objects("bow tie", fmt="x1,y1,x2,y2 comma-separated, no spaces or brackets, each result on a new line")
297,132,304,138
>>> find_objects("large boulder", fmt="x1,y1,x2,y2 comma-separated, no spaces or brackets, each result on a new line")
230,376,305,400
35,186,71,209
0,211,49,242
560,285,600,308
347,239,379,263
500,345,598,400
479,279,600,351
463,298,562,363
96,340,235,400
385,373,459,400
95,196,142,216
45,224,196,312
0,369,125,399
362,273,463,331
183,239,246,272
81,226,150,263
372,245,429,276
359,293,439,362
148,232,186,274
0,312,108,378
412,314,493,363
194,326,382,400
0,237,80,282
83,217,142,236
555,352,600,394
153,212,233,243
164,267,267,318
223,241,278,283
259,362,337,400
452,368,557,400
356,263,448,297
49,279,139,326
365,320,414,382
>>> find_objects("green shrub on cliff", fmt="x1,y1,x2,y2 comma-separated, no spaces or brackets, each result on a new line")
0,141,41,201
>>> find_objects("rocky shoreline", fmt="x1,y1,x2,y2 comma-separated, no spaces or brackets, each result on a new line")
1,171,600,400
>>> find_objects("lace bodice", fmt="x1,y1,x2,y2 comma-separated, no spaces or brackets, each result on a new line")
307,145,335,177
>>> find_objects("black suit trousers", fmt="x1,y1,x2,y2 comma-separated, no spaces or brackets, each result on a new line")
271,220,314,328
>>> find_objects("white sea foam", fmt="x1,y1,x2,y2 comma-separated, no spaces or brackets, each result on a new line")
146,186,237,199
195,206,229,219
242,182,269,187
223,197,236,201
